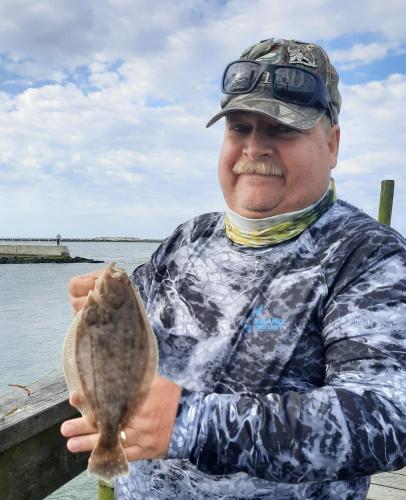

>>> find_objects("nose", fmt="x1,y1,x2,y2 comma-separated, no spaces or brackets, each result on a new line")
243,129,274,161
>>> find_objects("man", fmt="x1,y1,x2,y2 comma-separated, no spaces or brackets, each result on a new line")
61,38,406,499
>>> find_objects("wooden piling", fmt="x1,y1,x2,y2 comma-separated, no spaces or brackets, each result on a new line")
378,180,395,226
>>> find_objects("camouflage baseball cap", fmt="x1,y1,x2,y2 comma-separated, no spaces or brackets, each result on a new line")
206,38,341,130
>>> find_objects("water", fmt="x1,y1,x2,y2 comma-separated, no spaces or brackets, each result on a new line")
0,240,160,499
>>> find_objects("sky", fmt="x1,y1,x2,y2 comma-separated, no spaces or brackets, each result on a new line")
0,0,405,239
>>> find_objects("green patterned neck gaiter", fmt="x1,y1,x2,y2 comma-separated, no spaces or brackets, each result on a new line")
225,179,336,247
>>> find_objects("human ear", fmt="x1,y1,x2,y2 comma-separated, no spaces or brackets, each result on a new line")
328,125,340,170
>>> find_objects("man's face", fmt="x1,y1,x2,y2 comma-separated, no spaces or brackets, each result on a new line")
218,112,340,218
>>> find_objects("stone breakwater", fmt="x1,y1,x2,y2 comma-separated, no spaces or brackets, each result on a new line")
0,244,70,257
0,244,103,264
0,256,104,264
0,237,162,242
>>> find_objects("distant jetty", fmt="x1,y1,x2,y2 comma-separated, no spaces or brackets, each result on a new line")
0,237,162,243
0,244,103,264
0,256,104,264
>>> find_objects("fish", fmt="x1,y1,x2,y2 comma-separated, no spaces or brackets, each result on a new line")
62,262,158,481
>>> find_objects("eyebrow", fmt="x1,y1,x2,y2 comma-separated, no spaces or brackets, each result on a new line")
225,114,245,123
226,113,280,126
226,114,299,130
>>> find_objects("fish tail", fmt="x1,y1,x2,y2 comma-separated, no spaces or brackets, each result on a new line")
88,431,129,481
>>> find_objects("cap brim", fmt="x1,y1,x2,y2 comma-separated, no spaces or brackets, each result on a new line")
206,92,324,130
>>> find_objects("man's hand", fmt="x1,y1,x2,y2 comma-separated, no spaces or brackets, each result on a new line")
68,268,104,313
61,375,181,461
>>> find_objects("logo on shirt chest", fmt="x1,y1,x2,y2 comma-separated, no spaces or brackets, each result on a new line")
242,306,286,337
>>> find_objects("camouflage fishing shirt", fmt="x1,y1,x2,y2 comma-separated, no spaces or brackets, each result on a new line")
115,200,406,499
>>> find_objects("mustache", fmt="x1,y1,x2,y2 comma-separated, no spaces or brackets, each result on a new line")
232,158,283,177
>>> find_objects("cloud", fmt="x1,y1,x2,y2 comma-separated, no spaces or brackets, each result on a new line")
0,55,223,237
335,73,406,234
330,42,404,70
339,73,406,156
0,0,405,237
1,1,405,85
0,0,225,76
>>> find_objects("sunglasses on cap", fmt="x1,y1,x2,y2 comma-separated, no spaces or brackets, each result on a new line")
222,60,334,121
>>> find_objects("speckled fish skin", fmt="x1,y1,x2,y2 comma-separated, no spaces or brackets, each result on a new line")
63,262,158,481
115,200,406,499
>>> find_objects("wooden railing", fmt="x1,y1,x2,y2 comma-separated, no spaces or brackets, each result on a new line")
0,374,89,499
0,180,398,499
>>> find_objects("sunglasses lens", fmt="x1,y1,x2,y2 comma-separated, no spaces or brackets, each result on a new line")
222,62,326,109
273,67,318,105
223,61,261,93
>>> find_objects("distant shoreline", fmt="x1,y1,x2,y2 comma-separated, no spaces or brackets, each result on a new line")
0,256,104,264
0,237,162,243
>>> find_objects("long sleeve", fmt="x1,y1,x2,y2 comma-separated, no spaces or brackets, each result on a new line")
116,206,404,498
168,229,406,483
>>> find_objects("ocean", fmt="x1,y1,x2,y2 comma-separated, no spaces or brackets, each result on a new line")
0,240,160,499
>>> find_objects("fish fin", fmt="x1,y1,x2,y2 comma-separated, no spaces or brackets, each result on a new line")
87,435,129,481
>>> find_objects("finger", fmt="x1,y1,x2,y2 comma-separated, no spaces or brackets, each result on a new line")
70,296,88,313
69,272,104,312
68,269,104,297
60,416,96,437
67,433,98,453
117,428,146,461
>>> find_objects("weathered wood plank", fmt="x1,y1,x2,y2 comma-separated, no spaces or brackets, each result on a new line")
367,468,406,499
0,373,89,500
367,483,406,500
370,470,406,489
388,468,406,477
0,373,74,452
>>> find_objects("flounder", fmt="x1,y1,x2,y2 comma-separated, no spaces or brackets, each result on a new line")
62,262,158,480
